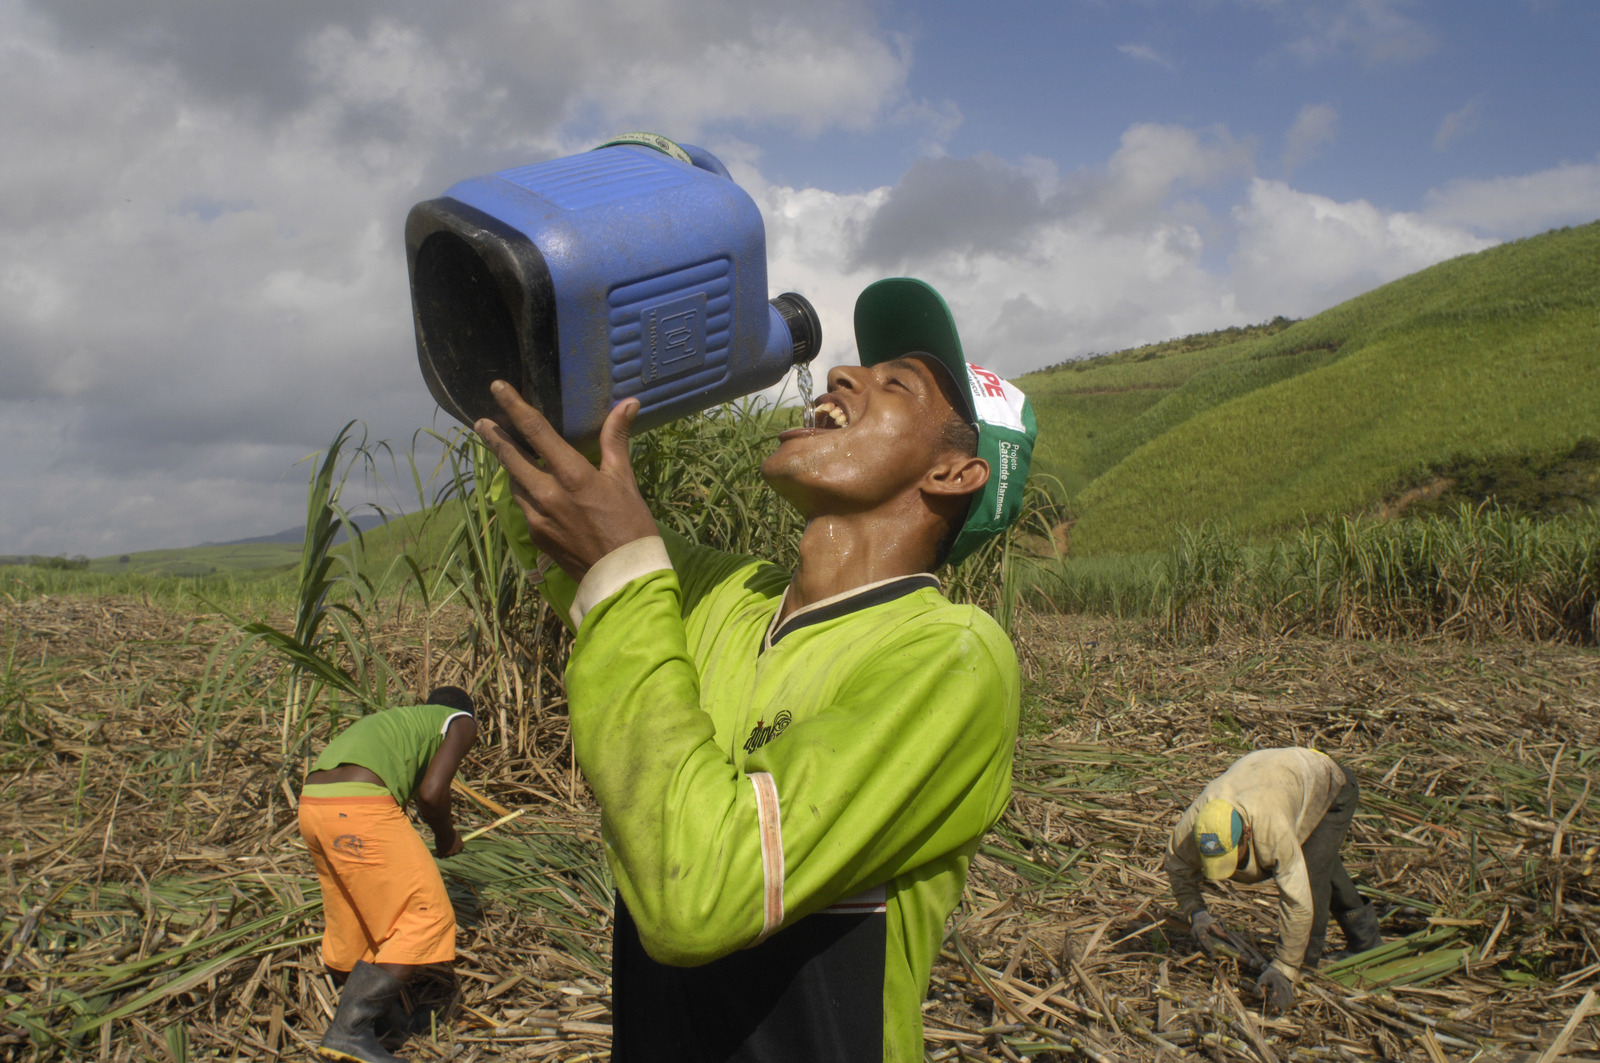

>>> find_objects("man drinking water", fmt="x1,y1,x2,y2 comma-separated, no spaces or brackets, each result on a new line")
479,278,1037,1062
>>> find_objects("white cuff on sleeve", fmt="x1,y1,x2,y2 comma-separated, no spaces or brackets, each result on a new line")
570,536,672,628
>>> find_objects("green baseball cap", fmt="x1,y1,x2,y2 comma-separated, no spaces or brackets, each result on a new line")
854,278,1037,567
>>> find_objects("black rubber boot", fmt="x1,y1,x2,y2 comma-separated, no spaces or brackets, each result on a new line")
1336,903,1384,955
378,991,427,1049
318,961,405,1063
1301,935,1326,970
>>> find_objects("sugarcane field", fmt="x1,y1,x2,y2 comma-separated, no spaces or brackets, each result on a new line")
12,5,1600,1062
6,229,1600,1057
3,503,1596,1062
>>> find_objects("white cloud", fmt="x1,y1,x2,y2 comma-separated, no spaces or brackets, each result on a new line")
1433,98,1481,152
1094,123,1256,229
759,125,1256,376
1285,0,1435,65
895,97,965,156
1230,178,1494,317
1423,158,1600,236
1117,43,1175,70
575,17,914,138
0,403,315,557
762,167,1245,379
1283,103,1339,174
301,20,494,139
785,135,1514,378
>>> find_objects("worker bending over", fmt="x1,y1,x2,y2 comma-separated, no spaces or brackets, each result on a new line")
298,687,478,1063
1164,746,1383,1014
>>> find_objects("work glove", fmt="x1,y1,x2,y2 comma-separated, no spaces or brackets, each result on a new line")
1189,909,1224,958
1257,967,1295,1015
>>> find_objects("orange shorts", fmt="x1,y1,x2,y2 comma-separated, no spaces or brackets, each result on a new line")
298,794,456,970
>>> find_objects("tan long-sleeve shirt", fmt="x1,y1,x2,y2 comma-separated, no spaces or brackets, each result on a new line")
1163,747,1347,979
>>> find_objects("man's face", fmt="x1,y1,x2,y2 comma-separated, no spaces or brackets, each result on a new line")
760,354,971,514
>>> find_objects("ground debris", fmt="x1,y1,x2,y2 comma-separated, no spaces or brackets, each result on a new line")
1,597,1596,1060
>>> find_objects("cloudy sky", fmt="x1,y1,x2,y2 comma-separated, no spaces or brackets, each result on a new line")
3,0,1598,556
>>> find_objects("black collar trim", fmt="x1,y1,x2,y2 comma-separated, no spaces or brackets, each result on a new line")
765,574,939,652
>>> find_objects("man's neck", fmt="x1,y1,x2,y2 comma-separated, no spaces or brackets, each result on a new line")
781,512,937,620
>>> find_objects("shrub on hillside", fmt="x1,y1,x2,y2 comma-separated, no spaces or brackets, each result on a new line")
1161,505,1600,644
25,554,90,570
1390,437,1600,520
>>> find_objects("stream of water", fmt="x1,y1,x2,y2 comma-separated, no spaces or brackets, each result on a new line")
796,362,815,429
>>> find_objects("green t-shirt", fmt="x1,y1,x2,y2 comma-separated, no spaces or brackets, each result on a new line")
310,704,472,807
493,472,1019,1062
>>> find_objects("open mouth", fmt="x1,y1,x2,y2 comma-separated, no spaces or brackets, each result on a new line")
811,398,849,429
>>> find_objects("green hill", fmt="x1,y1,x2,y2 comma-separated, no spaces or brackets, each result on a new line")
1019,220,1600,554
83,516,403,578
70,513,440,586
87,542,303,577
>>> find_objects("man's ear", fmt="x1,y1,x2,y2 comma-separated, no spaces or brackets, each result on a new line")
923,455,990,500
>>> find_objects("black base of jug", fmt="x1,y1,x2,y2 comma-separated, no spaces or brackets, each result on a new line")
407,197,563,433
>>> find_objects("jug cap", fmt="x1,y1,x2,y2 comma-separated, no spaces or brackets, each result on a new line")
593,132,693,166
854,278,1036,567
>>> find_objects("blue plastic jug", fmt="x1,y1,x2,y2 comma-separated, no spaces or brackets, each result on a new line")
406,134,820,450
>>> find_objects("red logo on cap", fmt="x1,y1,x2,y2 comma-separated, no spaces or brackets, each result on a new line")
970,365,1007,399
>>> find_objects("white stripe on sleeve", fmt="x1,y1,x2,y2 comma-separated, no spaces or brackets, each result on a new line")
437,711,473,735
748,771,785,943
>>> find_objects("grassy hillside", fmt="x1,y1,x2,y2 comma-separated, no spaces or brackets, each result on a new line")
86,542,302,577
1019,221,1600,554
1022,319,1296,494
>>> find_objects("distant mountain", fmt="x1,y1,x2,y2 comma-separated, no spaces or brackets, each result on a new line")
199,515,381,548
202,526,305,547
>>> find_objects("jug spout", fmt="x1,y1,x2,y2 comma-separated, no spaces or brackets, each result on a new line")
768,292,821,369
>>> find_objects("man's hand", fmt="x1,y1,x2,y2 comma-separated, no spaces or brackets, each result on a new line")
436,827,464,859
1257,967,1294,1015
1190,909,1225,958
474,381,658,583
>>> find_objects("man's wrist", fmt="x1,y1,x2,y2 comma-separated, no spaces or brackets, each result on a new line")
570,536,671,627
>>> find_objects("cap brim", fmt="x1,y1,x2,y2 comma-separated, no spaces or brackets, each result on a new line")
1199,849,1241,880
854,278,976,425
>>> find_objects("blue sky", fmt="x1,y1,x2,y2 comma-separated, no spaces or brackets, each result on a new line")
770,1,1599,205
2,0,1597,556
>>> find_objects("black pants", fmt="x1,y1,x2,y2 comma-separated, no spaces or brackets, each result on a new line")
610,897,886,1062
1301,766,1367,955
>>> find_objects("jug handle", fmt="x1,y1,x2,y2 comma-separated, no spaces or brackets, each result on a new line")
593,132,731,179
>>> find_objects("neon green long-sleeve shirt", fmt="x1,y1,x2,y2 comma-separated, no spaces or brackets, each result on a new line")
495,474,1020,1061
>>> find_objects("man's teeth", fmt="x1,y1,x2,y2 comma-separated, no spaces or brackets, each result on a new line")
813,401,848,428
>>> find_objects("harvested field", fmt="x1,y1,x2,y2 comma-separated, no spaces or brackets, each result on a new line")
3,594,1598,1061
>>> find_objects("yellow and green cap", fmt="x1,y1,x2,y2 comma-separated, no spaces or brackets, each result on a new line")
1195,799,1246,879
853,278,1037,567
